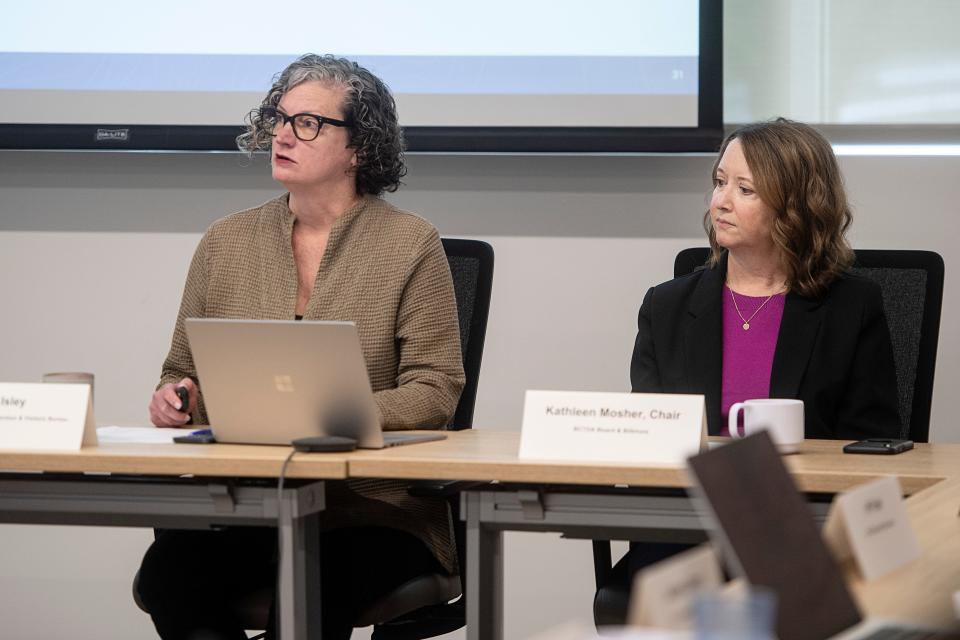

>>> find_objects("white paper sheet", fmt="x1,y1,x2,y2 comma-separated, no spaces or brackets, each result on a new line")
96,425,185,444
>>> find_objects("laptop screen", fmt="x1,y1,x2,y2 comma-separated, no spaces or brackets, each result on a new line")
687,432,862,640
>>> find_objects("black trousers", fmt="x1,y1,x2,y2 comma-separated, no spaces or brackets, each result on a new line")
136,526,444,640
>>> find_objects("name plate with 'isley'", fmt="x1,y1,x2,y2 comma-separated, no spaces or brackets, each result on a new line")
519,390,706,464
0,382,96,450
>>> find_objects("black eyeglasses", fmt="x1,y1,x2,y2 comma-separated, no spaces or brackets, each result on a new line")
259,106,351,141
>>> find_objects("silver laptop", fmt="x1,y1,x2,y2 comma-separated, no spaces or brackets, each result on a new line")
185,318,446,449
686,432,954,640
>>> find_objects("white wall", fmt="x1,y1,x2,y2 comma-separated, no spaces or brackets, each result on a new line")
1,149,958,639
723,0,960,124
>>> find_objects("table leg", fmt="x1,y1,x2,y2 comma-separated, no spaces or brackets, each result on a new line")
278,485,323,640
465,491,504,640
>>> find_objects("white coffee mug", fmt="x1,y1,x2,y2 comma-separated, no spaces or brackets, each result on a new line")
728,398,804,454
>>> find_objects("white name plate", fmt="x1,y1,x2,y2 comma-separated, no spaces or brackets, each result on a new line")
629,543,723,629
0,382,96,450
823,475,920,581
519,390,706,464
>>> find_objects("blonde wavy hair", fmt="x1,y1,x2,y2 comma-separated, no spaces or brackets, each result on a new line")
704,118,854,298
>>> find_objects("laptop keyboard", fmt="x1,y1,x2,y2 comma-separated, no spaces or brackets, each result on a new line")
860,627,954,640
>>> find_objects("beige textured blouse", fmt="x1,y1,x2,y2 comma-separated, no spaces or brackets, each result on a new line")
159,194,466,572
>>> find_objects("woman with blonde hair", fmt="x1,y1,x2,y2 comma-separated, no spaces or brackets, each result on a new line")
631,118,899,439
604,119,901,624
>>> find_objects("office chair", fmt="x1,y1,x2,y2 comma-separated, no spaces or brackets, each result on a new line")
367,238,494,639
591,246,944,626
132,238,495,640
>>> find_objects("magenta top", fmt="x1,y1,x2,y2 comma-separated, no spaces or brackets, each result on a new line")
720,287,786,436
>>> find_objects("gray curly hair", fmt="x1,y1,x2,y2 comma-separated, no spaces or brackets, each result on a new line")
237,54,406,196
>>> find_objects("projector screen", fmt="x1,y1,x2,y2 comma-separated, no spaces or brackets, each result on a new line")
0,0,722,152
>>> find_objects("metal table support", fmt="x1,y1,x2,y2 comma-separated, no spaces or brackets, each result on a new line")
462,488,831,640
0,475,326,640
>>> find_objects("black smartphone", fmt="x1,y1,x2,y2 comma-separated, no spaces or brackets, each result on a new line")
172,433,216,444
173,429,216,444
842,438,914,455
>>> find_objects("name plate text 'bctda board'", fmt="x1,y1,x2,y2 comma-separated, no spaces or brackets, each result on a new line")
519,390,706,464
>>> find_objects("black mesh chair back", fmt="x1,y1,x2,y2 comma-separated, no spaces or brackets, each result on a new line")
443,238,495,430
370,238,494,640
673,247,944,442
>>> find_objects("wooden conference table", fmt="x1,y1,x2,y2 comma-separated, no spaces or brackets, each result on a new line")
2,430,960,640
349,431,960,640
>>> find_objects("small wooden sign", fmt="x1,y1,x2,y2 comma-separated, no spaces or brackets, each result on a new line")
628,544,723,629
823,475,920,580
519,390,706,464
0,382,96,450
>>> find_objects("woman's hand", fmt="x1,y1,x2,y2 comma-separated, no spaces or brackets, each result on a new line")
149,378,197,427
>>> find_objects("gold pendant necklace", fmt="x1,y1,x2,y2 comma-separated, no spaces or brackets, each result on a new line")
729,287,775,331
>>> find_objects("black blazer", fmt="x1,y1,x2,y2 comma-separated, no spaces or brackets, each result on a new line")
630,256,901,440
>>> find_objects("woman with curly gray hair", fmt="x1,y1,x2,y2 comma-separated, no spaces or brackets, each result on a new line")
137,54,465,640
237,53,407,196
